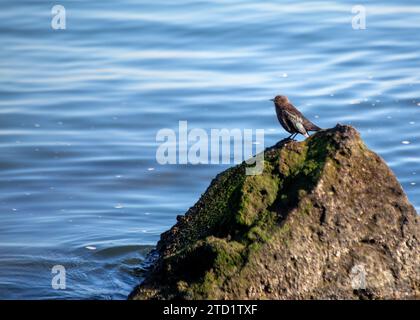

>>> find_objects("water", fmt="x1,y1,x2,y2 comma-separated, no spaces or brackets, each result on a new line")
0,0,419,299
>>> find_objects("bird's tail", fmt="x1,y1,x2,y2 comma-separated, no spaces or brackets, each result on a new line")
305,121,322,131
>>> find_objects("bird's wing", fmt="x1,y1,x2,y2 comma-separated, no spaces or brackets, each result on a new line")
283,110,307,135
287,103,321,132
295,121,308,136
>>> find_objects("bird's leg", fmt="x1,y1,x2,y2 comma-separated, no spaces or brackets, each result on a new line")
290,133,298,140
286,133,294,140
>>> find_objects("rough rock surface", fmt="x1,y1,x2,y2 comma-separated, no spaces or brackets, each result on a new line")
130,125,419,300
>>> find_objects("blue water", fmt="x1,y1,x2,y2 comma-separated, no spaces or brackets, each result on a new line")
0,0,419,299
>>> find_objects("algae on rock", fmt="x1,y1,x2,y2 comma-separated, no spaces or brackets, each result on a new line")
130,125,419,300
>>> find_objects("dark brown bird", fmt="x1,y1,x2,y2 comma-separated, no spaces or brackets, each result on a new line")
271,95,321,139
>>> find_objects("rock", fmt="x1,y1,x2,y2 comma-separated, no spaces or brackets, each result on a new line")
129,124,419,300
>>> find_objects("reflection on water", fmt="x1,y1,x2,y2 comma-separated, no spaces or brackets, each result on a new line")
0,0,419,299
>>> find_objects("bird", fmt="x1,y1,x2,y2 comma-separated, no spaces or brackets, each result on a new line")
271,95,321,140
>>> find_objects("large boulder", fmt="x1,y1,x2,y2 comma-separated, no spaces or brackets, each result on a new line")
130,125,419,300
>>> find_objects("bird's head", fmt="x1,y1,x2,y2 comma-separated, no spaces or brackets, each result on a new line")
270,95,289,106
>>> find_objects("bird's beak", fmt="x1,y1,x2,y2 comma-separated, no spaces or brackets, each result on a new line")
269,98,274,101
